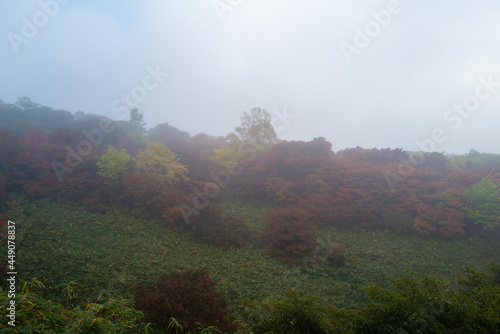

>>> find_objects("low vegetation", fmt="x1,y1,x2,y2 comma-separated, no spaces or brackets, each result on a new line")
1,198,499,332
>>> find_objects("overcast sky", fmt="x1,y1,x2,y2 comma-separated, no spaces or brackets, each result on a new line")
1,0,499,154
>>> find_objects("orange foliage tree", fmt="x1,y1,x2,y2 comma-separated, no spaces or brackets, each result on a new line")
414,196,466,239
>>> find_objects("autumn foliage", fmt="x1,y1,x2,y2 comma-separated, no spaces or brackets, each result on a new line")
1,98,500,247
262,207,316,259
133,142,188,187
133,268,238,333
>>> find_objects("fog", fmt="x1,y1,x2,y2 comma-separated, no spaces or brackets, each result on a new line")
2,0,500,153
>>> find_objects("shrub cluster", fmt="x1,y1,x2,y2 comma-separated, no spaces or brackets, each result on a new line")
133,267,238,333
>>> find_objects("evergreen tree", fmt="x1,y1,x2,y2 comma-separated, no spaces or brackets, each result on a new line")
129,107,146,133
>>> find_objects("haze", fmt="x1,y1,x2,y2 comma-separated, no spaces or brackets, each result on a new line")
1,0,500,153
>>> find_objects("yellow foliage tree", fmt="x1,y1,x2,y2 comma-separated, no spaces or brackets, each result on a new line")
97,146,131,180
227,107,278,153
133,142,188,187
209,146,244,169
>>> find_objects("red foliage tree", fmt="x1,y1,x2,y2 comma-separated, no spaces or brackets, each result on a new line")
116,133,141,156
0,130,21,192
264,138,334,181
58,171,100,201
265,176,298,204
230,160,270,202
119,172,170,217
230,139,335,204
337,146,409,165
161,188,193,224
331,155,400,227
262,207,316,259
134,268,238,333
414,196,466,239
19,129,48,147
47,128,82,147
329,186,358,224
176,134,225,183
418,152,451,172
447,170,477,188
8,130,59,197
298,193,335,226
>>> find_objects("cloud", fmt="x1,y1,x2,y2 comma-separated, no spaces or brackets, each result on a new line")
1,0,499,153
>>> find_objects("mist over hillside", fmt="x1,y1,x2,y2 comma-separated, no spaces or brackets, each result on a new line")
1,1,500,332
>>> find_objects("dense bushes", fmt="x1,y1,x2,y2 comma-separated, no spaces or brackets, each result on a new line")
0,280,148,333
133,268,238,333
246,289,338,334
244,265,500,334
262,207,316,260
354,266,500,333
2,101,500,240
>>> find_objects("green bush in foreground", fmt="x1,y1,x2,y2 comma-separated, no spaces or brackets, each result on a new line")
0,280,150,333
245,289,352,334
354,265,500,333
243,265,500,334
1,265,499,333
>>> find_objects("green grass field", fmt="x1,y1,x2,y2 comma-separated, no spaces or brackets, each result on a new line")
10,196,500,328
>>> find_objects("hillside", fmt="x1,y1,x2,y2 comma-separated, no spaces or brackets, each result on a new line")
1,196,499,332
1,99,500,332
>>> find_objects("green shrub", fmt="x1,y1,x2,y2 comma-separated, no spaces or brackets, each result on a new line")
0,280,149,333
246,289,349,334
354,266,500,333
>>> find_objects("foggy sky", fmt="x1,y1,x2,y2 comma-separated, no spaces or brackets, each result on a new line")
1,0,500,154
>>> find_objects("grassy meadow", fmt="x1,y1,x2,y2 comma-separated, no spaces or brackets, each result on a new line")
10,195,500,329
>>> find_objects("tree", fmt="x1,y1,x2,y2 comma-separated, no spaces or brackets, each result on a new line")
336,146,408,165
129,107,146,133
149,122,190,150
209,146,243,169
227,107,277,153
414,197,466,239
264,139,334,181
96,145,131,180
180,134,226,182
133,142,189,188
229,159,269,202
11,96,75,132
0,130,21,185
9,130,59,198
298,193,335,225
464,175,500,230
265,177,298,204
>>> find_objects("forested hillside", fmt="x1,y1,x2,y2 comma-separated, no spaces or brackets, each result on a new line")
1,98,500,333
